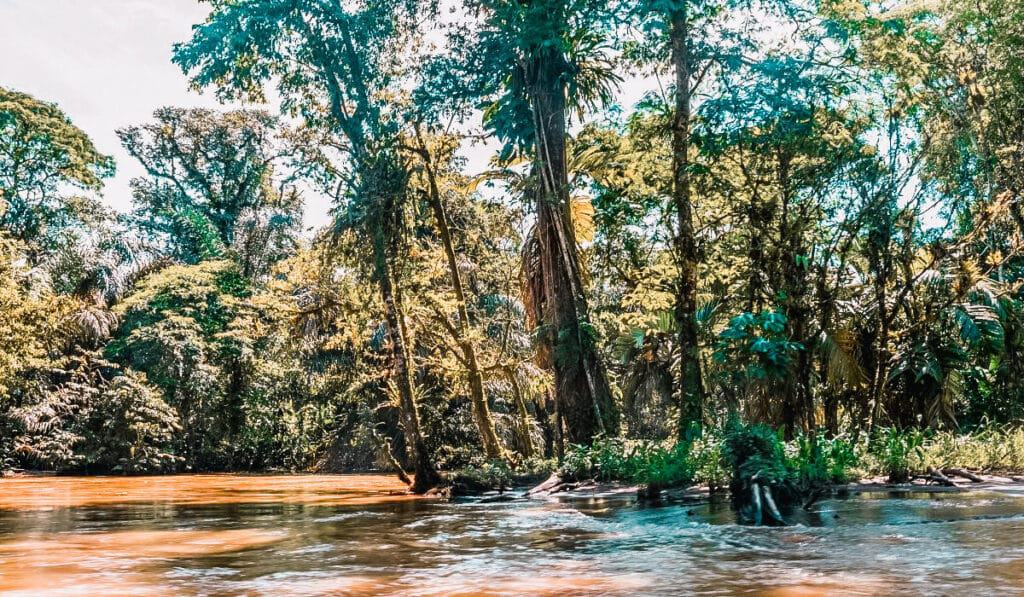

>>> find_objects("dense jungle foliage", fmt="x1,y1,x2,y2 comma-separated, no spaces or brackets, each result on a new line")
3,0,1024,492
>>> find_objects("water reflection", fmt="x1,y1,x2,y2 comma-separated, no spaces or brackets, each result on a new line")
0,474,418,510
1,475,1023,595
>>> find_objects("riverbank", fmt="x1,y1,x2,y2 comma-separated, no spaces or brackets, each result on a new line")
506,470,1024,507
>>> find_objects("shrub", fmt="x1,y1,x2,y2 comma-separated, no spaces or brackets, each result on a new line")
561,437,694,488
722,421,789,486
919,425,1024,472
869,427,926,483
786,434,859,487
89,372,181,473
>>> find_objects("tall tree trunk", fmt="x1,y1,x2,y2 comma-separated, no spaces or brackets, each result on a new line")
863,198,896,436
669,6,706,438
310,26,441,490
776,149,815,438
363,151,441,494
374,244,442,493
815,275,841,437
413,132,507,461
526,33,617,446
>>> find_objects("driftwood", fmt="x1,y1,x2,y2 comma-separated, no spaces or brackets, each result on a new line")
943,468,983,483
424,486,452,499
551,481,581,493
526,473,563,496
525,473,590,496
759,483,786,525
749,479,764,526
921,467,956,486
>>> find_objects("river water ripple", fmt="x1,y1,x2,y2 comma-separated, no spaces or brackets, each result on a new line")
1,474,1023,596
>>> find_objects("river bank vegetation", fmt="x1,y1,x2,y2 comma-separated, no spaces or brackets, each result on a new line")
3,0,1024,505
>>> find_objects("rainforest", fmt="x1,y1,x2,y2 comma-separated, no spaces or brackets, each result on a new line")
2,0,1024,594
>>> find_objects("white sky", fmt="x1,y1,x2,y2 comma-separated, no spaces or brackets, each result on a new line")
0,0,333,231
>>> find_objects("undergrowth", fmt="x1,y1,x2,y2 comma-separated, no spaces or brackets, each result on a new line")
550,424,1024,492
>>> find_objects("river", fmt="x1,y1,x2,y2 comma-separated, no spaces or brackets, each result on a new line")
1,474,1023,595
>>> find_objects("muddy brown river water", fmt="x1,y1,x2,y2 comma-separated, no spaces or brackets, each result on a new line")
1,474,1023,596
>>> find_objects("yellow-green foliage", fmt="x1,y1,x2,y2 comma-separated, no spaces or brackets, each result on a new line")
919,427,1024,473
0,235,77,397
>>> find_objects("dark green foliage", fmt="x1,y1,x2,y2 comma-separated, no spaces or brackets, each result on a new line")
714,311,803,382
722,420,790,486
561,438,695,488
869,427,926,483
787,434,859,488
86,372,181,473
0,87,115,250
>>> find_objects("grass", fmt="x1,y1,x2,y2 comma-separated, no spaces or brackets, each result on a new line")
865,425,1024,478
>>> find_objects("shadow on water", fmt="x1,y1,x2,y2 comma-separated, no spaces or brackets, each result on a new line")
1,475,1024,595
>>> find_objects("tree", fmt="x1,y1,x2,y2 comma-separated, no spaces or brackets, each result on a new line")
118,107,310,280
0,87,114,254
439,0,620,445
405,127,508,461
174,0,443,491
107,260,250,468
623,0,734,436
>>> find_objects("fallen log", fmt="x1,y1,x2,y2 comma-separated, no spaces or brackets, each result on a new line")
551,481,580,494
526,473,562,496
943,467,983,483
924,467,956,487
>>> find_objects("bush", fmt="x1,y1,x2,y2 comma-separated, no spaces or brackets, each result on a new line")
723,421,789,486
920,425,1024,472
88,372,182,473
561,437,694,488
786,434,859,487
723,422,859,513
868,427,926,483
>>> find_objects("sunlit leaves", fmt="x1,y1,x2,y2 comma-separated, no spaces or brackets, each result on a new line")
0,87,114,249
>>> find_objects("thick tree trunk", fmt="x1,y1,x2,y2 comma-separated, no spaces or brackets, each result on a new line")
539,389,557,458
746,195,770,313
526,37,617,446
669,7,706,437
865,243,891,435
415,136,507,461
